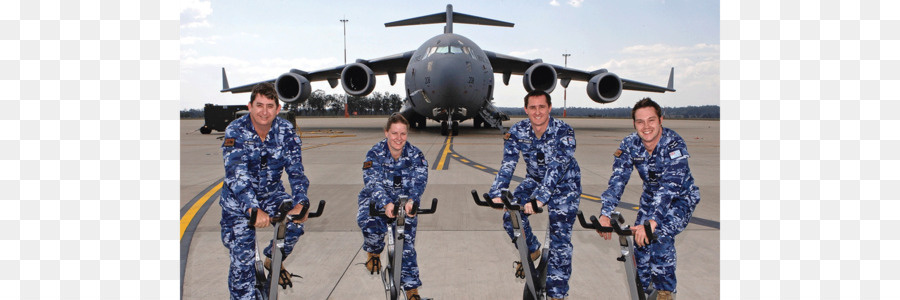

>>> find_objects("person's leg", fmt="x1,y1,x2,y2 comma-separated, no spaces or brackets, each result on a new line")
401,215,422,292
544,189,580,299
221,217,259,300
358,197,387,273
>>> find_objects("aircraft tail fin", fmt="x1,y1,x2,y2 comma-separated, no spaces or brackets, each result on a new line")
385,4,513,34
221,68,230,90
667,67,675,91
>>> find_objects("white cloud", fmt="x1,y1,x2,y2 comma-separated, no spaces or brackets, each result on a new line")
180,35,221,46
509,48,542,58
568,0,584,7
549,0,561,6
181,0,213,29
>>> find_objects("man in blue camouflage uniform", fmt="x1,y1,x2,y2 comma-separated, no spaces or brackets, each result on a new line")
596,98,701,300
219,83,311,300
489,90,581,300
357,114,429,300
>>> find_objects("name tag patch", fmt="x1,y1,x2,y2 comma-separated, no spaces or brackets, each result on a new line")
669,149,683,159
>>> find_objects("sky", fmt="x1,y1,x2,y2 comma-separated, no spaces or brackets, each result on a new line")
180,0,720,110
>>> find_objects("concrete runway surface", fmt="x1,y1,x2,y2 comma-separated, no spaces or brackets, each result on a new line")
180,116,719,299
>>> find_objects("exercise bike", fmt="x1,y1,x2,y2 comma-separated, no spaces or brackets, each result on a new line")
472,189,549,300
248,198,327,300
577,210,659,300
368,195,438,300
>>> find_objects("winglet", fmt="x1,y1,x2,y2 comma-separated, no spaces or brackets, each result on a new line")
667,67,674,91
221,67,230,90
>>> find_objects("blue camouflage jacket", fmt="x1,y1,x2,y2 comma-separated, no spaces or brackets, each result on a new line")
601,127,700,238
490,117,581,204
220,115,309,217
359,139,429,210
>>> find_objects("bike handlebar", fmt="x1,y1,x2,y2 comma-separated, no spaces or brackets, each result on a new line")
248,199,327,228
471,189,543,213
369,196,439,218
577,210,658,242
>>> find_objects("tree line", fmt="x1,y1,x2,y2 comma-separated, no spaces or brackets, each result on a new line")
182,90,719,119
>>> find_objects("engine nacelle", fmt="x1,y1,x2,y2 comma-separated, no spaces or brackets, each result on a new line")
522,63,557,94
341,63,376,97
274,72,311,103
586,72,623,104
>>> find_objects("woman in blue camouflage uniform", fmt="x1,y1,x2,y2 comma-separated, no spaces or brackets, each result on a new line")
219,83,310,300
489,90,581,300
597,98,701,300
357,114,429,300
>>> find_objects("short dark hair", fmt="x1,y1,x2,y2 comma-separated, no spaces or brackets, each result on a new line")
524,90,552,107
631,97,661,120
250,82,280,106
384,113,410,131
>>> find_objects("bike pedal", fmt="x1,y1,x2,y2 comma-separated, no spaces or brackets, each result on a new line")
513,261,525,279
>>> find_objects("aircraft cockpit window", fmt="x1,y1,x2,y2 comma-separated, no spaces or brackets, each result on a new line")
423,46,468,59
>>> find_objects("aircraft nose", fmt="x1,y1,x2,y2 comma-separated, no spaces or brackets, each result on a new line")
427,57,471,106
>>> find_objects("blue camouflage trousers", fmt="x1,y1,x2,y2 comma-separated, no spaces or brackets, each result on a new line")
634,235,677,293
220,192,305,300
357,199,422,291
501,181,581,299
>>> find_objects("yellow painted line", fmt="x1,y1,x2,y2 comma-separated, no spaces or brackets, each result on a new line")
451,154,459,158
474,165,486,170
633,206,640,210
460,159,470,163
180,181,223,240
435,136,452,170
581,194,601,201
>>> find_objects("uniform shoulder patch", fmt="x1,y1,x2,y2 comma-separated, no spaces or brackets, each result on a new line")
363,161,373,169
614,149,623,157
503,132,511,140
223,138,235,147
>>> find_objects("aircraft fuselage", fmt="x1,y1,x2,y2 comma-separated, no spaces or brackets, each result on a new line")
405,33,493,123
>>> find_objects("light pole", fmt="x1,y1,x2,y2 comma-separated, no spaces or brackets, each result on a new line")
341,18,350,118
562,53,570,118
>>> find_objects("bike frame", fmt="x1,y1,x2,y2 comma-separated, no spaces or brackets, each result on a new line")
369,196,438,300
249,199,326,300
577,210,658,300
471,189,546,300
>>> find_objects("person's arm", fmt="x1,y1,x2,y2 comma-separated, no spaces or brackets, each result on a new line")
222,126,258,217
362,145,391,211
489,130,520,199
408,147,429,207
651,140,700,238
600,139,634,217
532,125,577,206
284,132,310,208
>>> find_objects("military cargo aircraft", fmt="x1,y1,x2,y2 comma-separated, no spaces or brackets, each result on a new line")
221,4,675,136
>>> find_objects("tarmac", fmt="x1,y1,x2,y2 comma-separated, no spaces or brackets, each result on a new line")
180,116,720,299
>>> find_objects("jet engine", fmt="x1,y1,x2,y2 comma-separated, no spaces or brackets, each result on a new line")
522,63,557,94
586,72,623,104
341,63,377,97
274,71,312,103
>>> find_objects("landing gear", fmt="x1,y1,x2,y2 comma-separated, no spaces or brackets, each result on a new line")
451,121,459,136
440,121,459,136
440,121,449,136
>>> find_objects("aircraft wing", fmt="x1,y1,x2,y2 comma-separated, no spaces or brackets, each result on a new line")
484,50,674,93
220,51,415,93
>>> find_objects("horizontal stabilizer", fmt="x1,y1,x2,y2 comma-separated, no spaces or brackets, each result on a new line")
385,4,512,34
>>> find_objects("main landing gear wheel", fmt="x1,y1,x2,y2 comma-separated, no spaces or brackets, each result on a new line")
440,121,449,136
451,121,459,136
